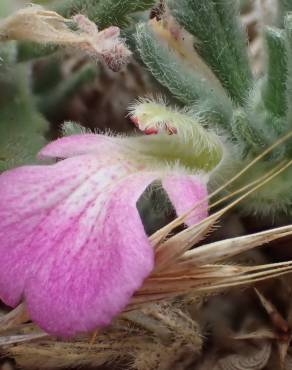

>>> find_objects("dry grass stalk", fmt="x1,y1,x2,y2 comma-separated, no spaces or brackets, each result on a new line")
1,302,202,369
0,303,28,332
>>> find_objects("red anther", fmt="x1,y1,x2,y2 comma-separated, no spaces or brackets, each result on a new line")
130,116,140,127
166,125,177,135
130,116,158,134
144,128,159,135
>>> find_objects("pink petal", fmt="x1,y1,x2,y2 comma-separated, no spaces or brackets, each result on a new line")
0,155,155,336
162,174,208,226
37,134,122,160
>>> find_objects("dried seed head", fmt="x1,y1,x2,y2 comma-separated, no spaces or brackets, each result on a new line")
0,5,74,43
72,14,132,71
0,6,131,71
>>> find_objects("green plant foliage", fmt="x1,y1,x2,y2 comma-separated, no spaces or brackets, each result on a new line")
17,42,59,63
262,27,287,118
135,23,233,128
0,3,49,171
55,0,156,28
131,0,292,216
0,64,48,171
0,1,100,170
0,0,13,17
166,0,252,105
278,0,292,26
231,109,266,156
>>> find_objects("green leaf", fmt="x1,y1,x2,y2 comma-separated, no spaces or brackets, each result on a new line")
55,0,156,28
17,42,59,63
166,0,252,105
278,0,292,27
261,27,287,118
0,65,48,171
231,109,266,157
135,22,233,129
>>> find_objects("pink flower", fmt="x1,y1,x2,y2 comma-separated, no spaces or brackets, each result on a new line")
0,133,208,337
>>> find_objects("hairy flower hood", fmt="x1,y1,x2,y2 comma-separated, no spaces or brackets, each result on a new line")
0,133,208,337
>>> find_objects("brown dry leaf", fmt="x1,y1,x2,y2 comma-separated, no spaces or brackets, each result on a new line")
0,5,76,43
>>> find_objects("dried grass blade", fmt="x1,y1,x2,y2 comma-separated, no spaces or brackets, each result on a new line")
134,262,292,300
180,224,292,266
233,330,277,340
154,213,220,272
196,263,292,292
0,331,48,346
0,303,29,333
255,288,289,332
